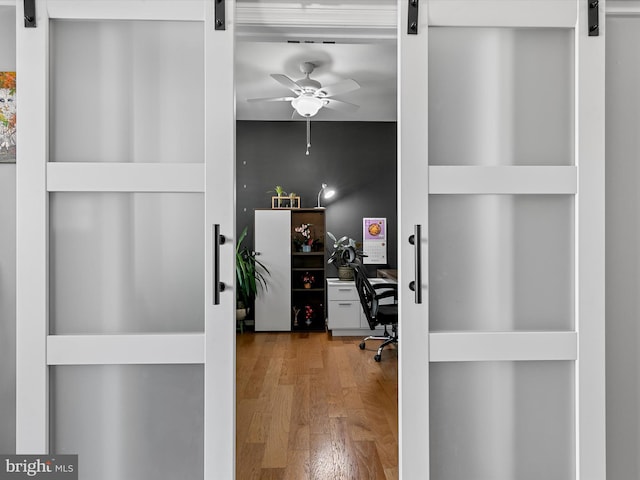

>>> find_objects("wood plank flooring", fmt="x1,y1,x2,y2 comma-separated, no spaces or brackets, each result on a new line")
236,332,398,480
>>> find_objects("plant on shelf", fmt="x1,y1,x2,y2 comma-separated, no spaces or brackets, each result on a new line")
305,305,314,326
302,271,315,288
294,223,319,252
327,232,363,281
268,185,288,208
268,185,287,197
236,226,270,327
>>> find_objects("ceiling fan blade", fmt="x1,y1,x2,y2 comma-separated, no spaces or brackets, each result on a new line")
270,74,304,94
322,98,360,114
316,78,360,97
247,96,295,103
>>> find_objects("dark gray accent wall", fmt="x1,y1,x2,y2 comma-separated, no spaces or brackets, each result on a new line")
236,121,397,276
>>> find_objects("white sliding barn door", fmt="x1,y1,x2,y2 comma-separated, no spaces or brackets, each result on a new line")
398,0,605,478
16,1,235,478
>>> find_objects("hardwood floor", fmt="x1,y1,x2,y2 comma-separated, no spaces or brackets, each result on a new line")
236,332,398,480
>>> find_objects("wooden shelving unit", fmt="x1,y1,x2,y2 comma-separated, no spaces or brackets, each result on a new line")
290,209,326,331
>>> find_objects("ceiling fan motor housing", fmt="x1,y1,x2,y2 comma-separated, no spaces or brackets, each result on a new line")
297,62,322,92
299,61,316,74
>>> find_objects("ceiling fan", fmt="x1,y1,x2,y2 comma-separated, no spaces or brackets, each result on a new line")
247,62,361,155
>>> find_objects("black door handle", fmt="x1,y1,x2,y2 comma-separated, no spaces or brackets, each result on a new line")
408,224,422,304
213,224,226,305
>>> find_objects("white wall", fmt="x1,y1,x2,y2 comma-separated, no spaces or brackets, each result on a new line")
605,15,640,480
0,4,16,454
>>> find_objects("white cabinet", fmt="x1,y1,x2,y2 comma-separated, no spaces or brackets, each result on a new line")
254,210,291,331
329,301,362,329
254,209,327,332
326,278,394,336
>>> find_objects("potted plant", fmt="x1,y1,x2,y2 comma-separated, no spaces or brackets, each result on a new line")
268,185,287,208
236,226,270,328
268,185,287,197
302,271,315,288
294,223,315,252
304,305,314,326
327,232,362,281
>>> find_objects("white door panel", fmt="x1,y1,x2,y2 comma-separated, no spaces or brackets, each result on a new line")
46,164,206,192
428,0,577,27
399,0,604,477
428,166,577,194
16,2,235,478
46,0,204,21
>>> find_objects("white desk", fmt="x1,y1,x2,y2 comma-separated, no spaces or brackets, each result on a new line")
326,277,396,336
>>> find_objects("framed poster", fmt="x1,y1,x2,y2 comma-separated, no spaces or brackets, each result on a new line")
363,218,387,264
0,72,16,163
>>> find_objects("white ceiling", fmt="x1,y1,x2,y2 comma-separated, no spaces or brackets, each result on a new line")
234,0,398,122
235,42,397,121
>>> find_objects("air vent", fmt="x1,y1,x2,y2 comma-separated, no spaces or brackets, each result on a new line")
286,40,336,44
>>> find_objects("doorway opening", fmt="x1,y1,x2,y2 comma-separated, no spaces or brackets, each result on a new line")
233,7,399,478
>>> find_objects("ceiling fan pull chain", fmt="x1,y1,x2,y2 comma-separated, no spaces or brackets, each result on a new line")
306,117,311,156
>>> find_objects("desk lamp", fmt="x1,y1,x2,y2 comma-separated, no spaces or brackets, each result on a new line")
316,183,336,208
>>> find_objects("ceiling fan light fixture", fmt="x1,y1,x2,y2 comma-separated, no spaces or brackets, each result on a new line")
292,95,323,117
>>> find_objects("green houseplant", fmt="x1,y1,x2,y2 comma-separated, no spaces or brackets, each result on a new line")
270,185,287,197
327,232,362,281
236,226,270,326
268,185,287,208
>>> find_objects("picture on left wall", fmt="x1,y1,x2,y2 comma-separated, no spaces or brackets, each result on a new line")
0,72,16,163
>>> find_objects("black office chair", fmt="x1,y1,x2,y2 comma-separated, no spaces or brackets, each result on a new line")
352,261,398,362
